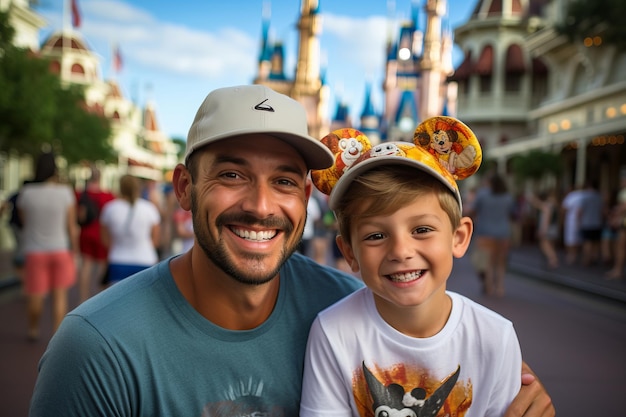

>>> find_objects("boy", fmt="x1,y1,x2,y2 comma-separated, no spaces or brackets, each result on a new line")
301,117,522,416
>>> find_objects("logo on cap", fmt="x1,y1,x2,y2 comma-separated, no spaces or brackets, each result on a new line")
254,99,275,112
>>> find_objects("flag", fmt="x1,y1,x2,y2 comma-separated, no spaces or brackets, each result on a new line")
113,45,123,72
71,0,81,28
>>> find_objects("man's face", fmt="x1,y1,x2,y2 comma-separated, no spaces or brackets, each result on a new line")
190,134,310,285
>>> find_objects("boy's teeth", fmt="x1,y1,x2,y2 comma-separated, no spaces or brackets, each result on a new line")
388,271,422,282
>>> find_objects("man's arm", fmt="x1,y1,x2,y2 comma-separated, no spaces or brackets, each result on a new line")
504,361,555,417
30,316,128,416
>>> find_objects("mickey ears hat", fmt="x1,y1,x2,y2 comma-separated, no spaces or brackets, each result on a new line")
185,85,334,170
311,116,482,211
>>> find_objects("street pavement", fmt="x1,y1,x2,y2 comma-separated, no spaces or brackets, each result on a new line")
1,245,625,415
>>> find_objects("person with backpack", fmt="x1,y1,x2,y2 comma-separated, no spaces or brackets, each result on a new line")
77,167,115,302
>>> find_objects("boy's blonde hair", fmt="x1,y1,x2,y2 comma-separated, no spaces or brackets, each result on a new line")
334,165,461,244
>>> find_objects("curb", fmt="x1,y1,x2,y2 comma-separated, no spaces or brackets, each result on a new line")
509,261,626,304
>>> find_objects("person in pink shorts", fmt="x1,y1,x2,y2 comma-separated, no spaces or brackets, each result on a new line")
17,152,79,342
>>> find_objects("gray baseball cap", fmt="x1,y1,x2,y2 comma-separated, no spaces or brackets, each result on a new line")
185,85,334,170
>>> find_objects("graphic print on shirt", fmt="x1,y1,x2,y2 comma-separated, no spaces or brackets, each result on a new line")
199,378,284,417
355,362,472,417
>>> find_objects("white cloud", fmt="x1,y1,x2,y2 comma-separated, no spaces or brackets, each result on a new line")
77,1,256,79
86,0,154,24
321,13,389,78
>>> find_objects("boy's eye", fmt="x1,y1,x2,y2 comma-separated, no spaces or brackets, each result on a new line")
364,232,385,241
414,226,431,234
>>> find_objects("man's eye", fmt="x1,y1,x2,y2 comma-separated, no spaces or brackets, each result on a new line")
414,226,431,234
277,178,297,187
221,172,239,179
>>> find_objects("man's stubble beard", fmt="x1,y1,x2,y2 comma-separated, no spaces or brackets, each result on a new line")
190,188,304,286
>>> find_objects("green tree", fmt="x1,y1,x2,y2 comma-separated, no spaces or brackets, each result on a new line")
511,150,562,182
0,10,114,163
51,84,115,165
557,0,626,50
171,137,187,160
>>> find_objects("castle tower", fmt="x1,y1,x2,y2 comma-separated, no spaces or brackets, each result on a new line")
381,0,452,142
420,0,450,118
254,0,328,139
292,0,326,138
382,1,422,142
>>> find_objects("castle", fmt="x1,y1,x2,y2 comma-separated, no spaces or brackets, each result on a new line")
253,0,455,146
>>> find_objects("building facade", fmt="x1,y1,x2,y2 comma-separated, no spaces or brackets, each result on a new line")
0,1,178,196
451,0,626,199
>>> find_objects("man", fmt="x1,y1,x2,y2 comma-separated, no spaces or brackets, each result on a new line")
30,85,554,416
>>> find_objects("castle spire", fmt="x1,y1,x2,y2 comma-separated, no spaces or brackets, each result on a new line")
293,0,321,95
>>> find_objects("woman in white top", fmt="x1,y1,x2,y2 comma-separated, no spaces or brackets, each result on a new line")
100,174,160,283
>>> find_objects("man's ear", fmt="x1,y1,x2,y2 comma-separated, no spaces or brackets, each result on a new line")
173,164,192,211
336,235,360,273
452,216,473,259
305,176,313,201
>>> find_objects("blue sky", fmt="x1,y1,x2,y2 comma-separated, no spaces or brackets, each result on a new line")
34,0,476,140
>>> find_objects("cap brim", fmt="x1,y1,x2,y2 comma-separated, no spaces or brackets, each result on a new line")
185,128,334,171
328,154,461,210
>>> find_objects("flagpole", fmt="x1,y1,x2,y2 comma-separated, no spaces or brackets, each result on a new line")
62,0,69,77
111,43,116,80
62,0,69,33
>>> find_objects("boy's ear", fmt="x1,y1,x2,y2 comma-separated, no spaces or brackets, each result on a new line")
452,217,473,259
336,235,360,273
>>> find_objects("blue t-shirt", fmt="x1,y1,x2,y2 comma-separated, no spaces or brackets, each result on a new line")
30,253,363,416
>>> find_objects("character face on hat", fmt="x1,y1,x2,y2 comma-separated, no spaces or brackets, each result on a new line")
311,116,482,208
310,128,371,195
414,117,481,178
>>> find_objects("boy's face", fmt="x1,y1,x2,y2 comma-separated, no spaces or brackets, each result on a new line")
337,192,471,314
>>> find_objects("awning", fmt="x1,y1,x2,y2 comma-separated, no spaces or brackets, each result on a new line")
532,57,548,75
449,51,473,81
505,44,525,73
475,45,494,75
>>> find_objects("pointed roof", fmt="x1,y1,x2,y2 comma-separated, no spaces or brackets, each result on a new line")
144,103,159,132
411,0,420,30
258,13,271,62
268,43,287,80
333,101,350,123
394,90,418,126
106,80,124,99
360,83,376,118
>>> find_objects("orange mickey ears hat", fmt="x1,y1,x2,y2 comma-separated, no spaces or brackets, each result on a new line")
311,116,482,211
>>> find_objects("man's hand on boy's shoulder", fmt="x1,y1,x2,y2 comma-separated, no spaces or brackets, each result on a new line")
504,362,555,417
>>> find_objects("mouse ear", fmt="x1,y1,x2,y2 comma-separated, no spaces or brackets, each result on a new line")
311,128,372,195
412,116,482,181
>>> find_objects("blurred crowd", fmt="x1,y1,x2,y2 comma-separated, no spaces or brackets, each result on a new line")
462,172,626,296
0,152,191,341
2,151,625,341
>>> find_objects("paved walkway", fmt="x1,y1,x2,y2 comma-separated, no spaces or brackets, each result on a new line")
506,245,626,303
